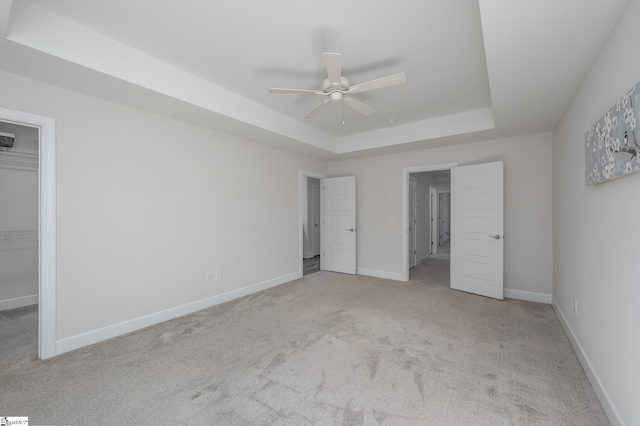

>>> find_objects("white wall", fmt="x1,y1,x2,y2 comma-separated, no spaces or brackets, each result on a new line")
437,176,450,192
0,122,39,310
0,70,326,348
328,133,553,298
552,2,640,424
439,192,450,246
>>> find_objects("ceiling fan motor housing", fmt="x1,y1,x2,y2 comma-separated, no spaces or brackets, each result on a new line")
323,76,350,93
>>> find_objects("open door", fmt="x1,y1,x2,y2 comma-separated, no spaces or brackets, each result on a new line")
321,176,356,274
450,161,504,300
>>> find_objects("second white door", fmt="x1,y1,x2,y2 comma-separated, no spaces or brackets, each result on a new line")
321,176,356,274
450,161,504,300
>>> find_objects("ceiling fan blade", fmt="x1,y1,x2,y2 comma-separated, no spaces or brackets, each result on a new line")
323,52,342,87
269,88,323,95
347,72,406,94
344,96,375,116
304,99,331,119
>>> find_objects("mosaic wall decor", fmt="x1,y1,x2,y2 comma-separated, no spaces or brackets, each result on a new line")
586,81,640,185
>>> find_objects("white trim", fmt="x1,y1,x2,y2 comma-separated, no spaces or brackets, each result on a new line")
402,163,458,281
417,254,430,264
504,288,552,304
299,170,327,277
56,271,300,355
357,268,403,281
0,294,38,311
552,297,623,426
0,107,57,360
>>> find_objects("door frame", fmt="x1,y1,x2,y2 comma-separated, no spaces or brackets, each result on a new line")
402,163,457,281
299,170,327,277
0,107,57,359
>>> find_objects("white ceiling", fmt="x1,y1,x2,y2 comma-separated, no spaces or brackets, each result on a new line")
0,0,629,159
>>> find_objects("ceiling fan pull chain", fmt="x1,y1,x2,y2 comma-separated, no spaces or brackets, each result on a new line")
342,99,345,125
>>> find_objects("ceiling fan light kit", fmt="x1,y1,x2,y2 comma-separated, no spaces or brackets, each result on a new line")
268,52,406,120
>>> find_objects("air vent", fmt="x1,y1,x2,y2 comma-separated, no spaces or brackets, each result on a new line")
0,131,15,148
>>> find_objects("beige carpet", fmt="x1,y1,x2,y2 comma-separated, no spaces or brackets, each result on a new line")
0,258,607,425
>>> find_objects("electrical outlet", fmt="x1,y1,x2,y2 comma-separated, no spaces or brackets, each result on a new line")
207,272,214,283
215,271,222,281
573,299,578,315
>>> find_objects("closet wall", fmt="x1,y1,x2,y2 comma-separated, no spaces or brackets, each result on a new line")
0,122,39,310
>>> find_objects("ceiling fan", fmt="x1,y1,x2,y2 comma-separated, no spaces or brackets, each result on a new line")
268,52,406,119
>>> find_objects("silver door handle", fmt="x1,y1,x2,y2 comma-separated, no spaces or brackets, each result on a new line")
489,235,502,239
348,228,355,232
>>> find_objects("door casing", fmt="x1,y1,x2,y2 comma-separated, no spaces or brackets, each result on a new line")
0,106,57,359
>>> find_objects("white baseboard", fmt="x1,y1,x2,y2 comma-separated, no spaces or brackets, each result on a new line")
56,271,300,356
356,268,403,281
552,297,623,426
0,294,38,311
417,254,430,264
504,288,552,304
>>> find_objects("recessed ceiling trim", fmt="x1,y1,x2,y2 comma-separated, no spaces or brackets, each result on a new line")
336,108,495,154
5,0,337,153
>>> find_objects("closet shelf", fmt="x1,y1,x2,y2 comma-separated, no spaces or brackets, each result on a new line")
0,147,39,158
0,229,38,240
0,147,38,170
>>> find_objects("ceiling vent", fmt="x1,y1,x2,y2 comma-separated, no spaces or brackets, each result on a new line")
0,131,15,148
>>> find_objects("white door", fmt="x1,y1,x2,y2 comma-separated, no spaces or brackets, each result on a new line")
321,176,356,274
408,176,417,268
450,161,504,300
312,184,321,256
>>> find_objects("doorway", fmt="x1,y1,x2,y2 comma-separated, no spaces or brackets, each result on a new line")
407,170,451,270
0,107,56,359
303,177,321,275
0,121,39,366
402,163,457,282
299,171,326,277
